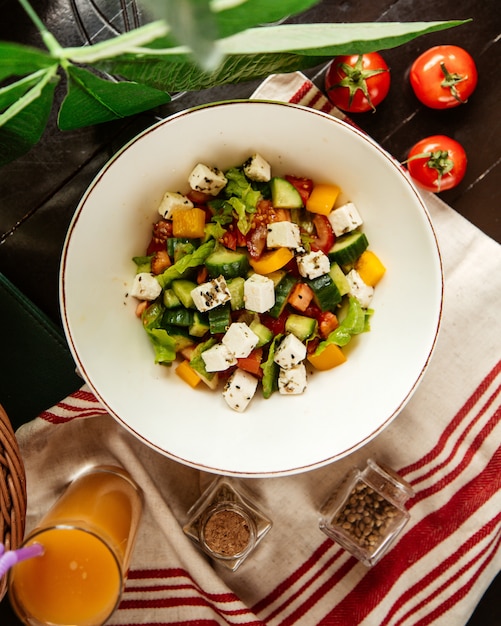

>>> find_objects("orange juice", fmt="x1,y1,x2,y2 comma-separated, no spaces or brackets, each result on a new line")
9,466,142,626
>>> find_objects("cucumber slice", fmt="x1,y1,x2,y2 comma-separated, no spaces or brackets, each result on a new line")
270,177,304,209
285,314,317,341
208,304,231,334
329,262,350,296
268,274,297,318
189,311,210,338
226,276,245,311
167,238,197,259
327,232,369,266
205,248,250,279
161,325,194,352
249,318,274,347
162,308,194,327
172,279,197,308
307,273,342,311
163,288,181,309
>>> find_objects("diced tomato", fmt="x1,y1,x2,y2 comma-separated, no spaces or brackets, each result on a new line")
288,282,314,312
246,223,268,258
283,257,300,278
285,175,314,204
272,208,292,222
146,238,166,255
306,336,320,354
260,310,289,335
318,311,339,338
237,348,263,378
146,219,173,255
221,228,238,251
303,302,323,320
310,214,335,254
151,249,171,275
196,265,208,284
187,189,211,205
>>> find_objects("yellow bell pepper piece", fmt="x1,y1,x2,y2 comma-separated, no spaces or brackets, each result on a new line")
307,343,346,371
175,359,202,388
306,184,341,215
172,207,206,238
355,250,386,287
249,247,294,274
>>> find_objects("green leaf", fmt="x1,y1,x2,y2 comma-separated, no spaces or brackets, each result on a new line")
94,20,467,93
58,65,171,130
0,71,58,165
0,70,48,112
219,21,469,56
141,0,221,70
212,0,320,38
0,42,54,81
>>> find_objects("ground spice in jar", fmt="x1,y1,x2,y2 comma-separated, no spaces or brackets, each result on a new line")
203,508,251,557
183,477,272,571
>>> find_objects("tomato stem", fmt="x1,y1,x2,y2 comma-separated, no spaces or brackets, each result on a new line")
440,62,467,104
403,149,454,192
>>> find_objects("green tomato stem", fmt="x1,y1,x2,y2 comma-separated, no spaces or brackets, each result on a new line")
440,61,466,103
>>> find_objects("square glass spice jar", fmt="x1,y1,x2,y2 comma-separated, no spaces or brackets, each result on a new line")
183,477,272,571
319,459,414,566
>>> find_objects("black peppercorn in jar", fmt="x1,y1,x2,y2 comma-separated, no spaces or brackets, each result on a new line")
319,459,414,566
183,477,272,571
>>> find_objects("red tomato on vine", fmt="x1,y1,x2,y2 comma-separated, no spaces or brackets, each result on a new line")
406,135,467,192
409,45,478,109
324,52,391,113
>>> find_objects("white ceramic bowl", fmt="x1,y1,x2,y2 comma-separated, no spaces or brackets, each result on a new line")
60,100,442,477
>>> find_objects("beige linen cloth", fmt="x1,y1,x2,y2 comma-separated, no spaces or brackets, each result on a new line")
15,73,500,625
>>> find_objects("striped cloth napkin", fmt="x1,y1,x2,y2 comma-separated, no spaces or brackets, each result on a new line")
16,73,500,625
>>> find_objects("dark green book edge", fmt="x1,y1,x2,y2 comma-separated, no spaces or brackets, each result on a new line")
0,273,83,430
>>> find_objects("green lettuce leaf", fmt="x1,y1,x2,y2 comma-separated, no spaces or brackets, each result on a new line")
157,239,216,288
145,327,177,364
317,295,366,349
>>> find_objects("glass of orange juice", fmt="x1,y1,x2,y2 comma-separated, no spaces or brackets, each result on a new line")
8,465,142,626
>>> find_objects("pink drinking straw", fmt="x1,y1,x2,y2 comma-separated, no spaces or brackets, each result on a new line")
0,543,44,578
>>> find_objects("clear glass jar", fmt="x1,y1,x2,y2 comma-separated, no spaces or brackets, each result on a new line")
183,477,272,571
319,459,414,566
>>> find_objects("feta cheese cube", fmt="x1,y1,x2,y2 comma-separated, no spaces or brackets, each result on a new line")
244,274,275,313
157,191,193,220
296,250,330,280
222,322,259,358
274,333,307,370
188,163,227,196
266,221,302,249
278,363,307,395
243,153,271,182
328,202,363,237
201,343,237,372
130,272,162,301
346,269,374,308
191,276,231,312
222,368,259,412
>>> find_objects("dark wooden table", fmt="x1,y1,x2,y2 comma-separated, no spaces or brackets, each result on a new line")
0,0,499,623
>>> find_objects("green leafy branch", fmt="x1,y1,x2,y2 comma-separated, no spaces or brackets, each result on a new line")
0,0,468,166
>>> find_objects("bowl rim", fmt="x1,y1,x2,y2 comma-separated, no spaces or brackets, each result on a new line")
60,99,444,477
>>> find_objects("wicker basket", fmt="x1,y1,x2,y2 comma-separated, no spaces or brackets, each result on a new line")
0,404,27,600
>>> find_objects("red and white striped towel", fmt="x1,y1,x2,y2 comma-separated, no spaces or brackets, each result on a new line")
17,73,500,625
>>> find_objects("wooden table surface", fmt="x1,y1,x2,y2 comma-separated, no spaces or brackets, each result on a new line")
0,0,499,623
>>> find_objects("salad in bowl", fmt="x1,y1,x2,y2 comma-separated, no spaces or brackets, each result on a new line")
130,153,385,412
60,100,442,476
